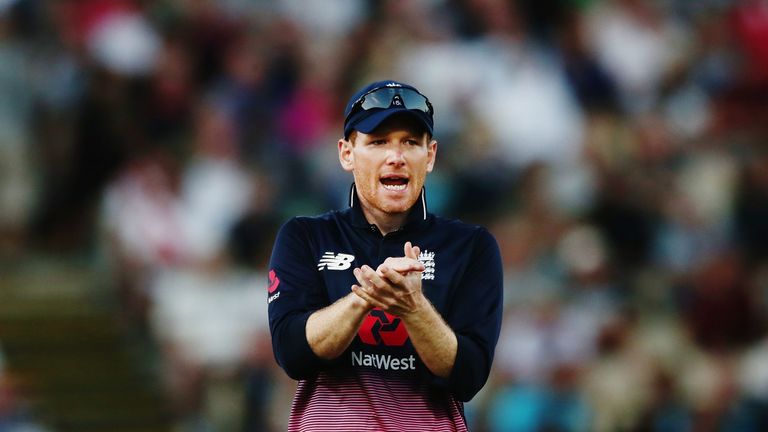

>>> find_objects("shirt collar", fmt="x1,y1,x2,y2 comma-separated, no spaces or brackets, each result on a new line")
347,183,429,231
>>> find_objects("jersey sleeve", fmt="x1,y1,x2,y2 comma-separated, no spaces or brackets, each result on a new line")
267,217,333,379
442,227,504,401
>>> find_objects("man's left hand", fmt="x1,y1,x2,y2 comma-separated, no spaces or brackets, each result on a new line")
351,242,428,316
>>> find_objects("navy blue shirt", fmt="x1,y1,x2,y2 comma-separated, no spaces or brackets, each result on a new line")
268,185,503,430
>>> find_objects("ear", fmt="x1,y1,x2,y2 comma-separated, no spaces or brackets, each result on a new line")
338,138,354,172
426,139,437,173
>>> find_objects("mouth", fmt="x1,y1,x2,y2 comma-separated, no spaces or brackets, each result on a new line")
380,174,409,191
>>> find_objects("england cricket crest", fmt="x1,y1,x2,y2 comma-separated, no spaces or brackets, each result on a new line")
418,250,435,281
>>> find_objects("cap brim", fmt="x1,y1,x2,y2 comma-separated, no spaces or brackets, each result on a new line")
348,108,432,137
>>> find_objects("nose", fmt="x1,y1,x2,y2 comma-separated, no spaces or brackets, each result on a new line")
385,145,406,166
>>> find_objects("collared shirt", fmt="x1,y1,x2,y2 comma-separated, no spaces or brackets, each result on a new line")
268,185,503,432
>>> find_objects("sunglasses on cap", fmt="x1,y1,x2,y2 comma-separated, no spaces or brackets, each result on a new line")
345,86,434,124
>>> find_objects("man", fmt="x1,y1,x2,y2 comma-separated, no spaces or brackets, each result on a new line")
268,80,503,431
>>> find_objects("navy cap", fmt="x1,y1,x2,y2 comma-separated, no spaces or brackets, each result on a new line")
343,80,434,139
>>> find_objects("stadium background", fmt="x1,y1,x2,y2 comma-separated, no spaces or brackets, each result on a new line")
1,0,768,430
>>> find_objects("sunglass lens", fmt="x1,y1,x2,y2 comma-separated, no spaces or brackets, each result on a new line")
400,91,429,112
360,88,396,110
360,88,429,113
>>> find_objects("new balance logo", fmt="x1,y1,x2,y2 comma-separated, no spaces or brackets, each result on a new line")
317,252,355,270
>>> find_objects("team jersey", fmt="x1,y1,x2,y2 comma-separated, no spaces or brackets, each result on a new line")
268,185,503,431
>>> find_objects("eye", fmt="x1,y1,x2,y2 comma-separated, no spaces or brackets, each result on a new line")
370,139,387,145
406,139,420,146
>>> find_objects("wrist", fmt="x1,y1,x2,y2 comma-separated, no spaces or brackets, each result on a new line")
348,292,373,313
401,294,431,320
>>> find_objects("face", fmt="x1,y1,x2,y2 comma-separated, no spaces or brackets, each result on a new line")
338,115,437,221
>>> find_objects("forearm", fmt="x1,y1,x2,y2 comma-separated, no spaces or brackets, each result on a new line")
350,245,458,377
401,296,458,378
306,292,373,359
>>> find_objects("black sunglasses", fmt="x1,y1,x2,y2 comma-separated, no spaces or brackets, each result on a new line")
345,86,433,124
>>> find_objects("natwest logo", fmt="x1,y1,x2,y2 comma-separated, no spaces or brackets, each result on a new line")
358,308,409,346
267,269,281,304
268,269,280,293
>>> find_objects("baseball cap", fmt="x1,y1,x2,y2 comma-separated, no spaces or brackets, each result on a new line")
343,80,434,139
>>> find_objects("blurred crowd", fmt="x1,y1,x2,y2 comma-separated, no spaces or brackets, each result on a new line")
1,0,768,430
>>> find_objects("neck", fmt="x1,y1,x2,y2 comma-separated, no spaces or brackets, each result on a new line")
360,203,408,236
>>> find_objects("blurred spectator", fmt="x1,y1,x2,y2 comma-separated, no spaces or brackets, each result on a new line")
398,0,585,169
683,252,760,351
101,148,184,325
486,373,590,432
557,8,620,113
740,337,768,403
178,101,257,264
148,265,268,429
734,145,768,265
0,2,36,256
0,348,49,432
585,0,684,114
731,0,768,87
102,149,184,271
653,146,736,275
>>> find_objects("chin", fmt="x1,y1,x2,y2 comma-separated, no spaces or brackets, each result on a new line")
383,205,409,215
380,198,416,214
